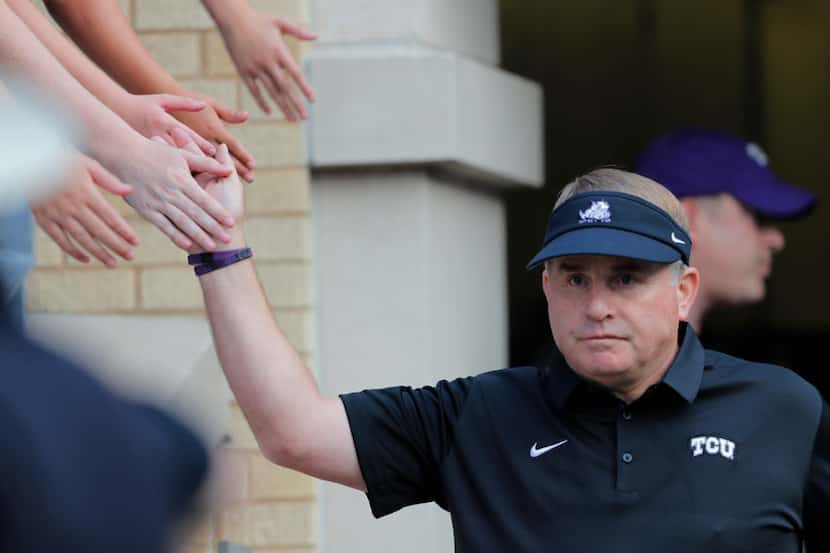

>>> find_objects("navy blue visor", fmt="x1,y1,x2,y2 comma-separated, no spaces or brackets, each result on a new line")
527,191,692,269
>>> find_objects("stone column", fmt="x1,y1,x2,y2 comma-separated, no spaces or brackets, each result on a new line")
307,2,543,552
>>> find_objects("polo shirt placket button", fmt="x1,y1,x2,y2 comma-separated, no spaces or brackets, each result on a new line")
622,409,632,421
622,452,633,464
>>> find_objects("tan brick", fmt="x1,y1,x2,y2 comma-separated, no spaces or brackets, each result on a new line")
27,269,136,312
228,403,259,449
63,254,128,269
218,500,316,546
245,217,309,261
254,549,316,553
233,123,306,168
33,226,63,268
132,220,186,265
183,513,213,546
244,169,310,214
212,448,250,504
140,33,200,78
250,455,314,500
273,309,312,352
251,548,315,553
179,79,239,110
177,547,208,553
140,266,203,311
257,263,310,308
250,0,309,23
205,31,236,77
134,0,214,30
119,0,131,21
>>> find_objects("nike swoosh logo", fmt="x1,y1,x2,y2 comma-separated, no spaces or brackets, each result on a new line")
530,439,568,458
671,232,686,245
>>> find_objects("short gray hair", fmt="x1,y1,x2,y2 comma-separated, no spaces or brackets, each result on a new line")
669,260,687,286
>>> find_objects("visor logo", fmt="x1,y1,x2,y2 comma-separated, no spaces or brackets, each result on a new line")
579,200,611,224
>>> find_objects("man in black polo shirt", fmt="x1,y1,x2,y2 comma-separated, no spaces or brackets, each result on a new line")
192,158,830,551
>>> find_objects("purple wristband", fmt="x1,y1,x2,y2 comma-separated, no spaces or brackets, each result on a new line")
187,248,249,265
188,247,252,276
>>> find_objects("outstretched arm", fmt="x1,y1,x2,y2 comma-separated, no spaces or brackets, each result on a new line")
44,0,256,181
32,154,139,268
7,0,214,152
175,131,364,490
201,0,317,120
0,0,235,251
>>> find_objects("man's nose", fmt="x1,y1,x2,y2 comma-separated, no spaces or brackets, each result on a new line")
585,286,614,321
761,226,785,253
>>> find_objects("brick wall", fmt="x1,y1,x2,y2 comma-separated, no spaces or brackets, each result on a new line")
28,1,317,551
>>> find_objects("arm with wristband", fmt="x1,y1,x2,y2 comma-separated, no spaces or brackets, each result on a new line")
175,131,365,491
43,0,256,182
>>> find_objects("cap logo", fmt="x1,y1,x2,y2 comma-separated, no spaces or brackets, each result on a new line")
578,200,611,224
746,142,768,167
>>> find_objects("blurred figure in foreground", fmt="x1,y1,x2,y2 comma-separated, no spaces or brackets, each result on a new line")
0,87,208,553
634,130,816,331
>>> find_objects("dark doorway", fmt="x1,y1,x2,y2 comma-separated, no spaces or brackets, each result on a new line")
500,1,830,396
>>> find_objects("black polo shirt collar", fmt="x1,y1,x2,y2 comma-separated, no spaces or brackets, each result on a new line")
661,323,705,403
545,322,705,409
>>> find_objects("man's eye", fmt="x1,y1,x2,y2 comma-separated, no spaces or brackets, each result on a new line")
568,275,585,286
618,273,634,285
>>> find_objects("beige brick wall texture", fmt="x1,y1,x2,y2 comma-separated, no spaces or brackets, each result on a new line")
26,0,317,551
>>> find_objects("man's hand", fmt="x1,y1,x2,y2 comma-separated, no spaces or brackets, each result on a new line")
218,10,317,120
173,91,256,182
120,93,217,154
115,138,235,251
170,128,244,226
32,155,139,268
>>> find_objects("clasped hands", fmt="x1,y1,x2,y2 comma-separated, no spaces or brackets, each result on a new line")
34,109,245,268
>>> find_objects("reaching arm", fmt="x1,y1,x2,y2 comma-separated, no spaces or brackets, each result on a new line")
44,0,256,181
201,0,317,120
172,132,364,490
0,0,142,170
32,154,139,268
7,0,214,153
0,0,236,251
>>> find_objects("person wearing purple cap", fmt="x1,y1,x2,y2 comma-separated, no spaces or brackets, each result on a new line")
634,130,817,331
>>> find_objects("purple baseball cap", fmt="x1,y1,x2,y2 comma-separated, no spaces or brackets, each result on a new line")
633,130,817,219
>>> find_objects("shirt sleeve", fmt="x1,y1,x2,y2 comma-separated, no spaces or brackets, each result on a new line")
340,377,475,518
803,399,830,550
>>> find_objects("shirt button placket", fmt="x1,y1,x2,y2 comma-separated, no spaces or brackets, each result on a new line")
616,405,636,495
620,409,633,464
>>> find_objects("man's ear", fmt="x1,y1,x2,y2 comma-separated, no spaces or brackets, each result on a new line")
677,265,700,321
